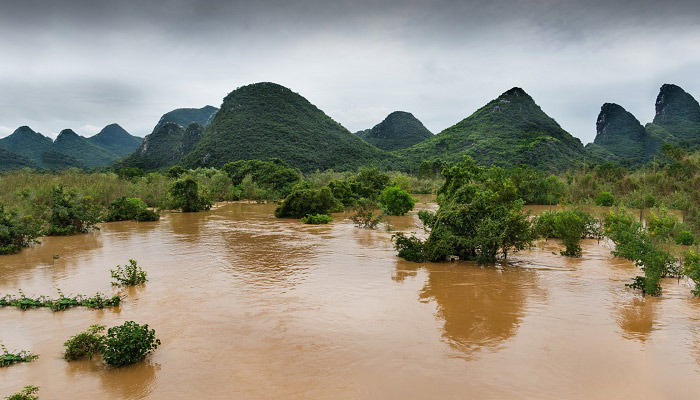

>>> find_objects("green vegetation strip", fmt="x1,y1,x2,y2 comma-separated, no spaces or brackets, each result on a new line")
0,290,121,311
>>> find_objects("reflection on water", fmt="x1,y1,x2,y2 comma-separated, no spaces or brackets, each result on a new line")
396,261,538,358
2,200,700,399
617,297,657,342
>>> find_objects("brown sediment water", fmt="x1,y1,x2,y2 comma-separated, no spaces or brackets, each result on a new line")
1,196,700,399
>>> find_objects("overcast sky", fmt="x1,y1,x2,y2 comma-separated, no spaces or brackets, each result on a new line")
1,0,699,144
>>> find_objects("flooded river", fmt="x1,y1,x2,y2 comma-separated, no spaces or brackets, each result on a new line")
1,198,700,399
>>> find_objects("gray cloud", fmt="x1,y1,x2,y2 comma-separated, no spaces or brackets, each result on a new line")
1,0,699,142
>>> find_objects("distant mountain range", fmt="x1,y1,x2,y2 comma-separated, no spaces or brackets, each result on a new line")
2,82,699,173
0,124,142,170
586,84,700,165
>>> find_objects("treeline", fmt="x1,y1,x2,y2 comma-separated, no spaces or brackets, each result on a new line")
394,156,700,297
0,159,441,254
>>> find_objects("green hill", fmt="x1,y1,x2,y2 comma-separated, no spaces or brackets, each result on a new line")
180,82,390,171
355,111,432,151
118,122,204,170
87,123,142,157
652,84,700,142
153,105,218,131
53,129,120,169
590,103,658,164
41,151,84,170
0,126,53,165
395,88,587,172
0,148,36,170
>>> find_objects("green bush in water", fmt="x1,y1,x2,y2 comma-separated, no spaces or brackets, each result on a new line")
684,251,700,296
4,385,40,400
46,186,101,236
301,214,332,224
351,198,383,229
222,159,300,198
102,321,160,367
603,209,677,296
411,157,532,264
392,233,425,262
110,259,148,286
274,187,341,218
63,325,106,361
105,197,159,222
675,230,695,245
1,343,38,368
533,210,599,257
170,178,212,212
595,191,615,207
0,204,41,255
380,186,416,216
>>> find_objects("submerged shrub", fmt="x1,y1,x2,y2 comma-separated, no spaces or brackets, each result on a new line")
0,290,121,311
106,197,159,222
301,214,332,224
380,186,416,216
327,179,356,208
603,209,677,296
392,233,425,262
1,344,38,368
102,321,160,367
47,186,101,236
351,198,383,229
4,385,40,400
110,259,147,286
533,210,598,257
274,187,341,218
595,191,615,207
63,325,105,361
348,168,390,200
170,178,212,212
0,204,41,255
411,158,532,264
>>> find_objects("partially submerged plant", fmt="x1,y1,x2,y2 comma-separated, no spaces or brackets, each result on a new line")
102,321,160,367
4,385,40,400
1,343,38,368
110,259,147,286
300,214,332,224
63,325,106,361
351,198,383,229
0,289,121,311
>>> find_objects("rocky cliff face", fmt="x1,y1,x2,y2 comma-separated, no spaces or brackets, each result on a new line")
652,84,700,141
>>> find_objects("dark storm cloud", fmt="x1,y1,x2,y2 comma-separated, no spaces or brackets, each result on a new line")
1,0,699,141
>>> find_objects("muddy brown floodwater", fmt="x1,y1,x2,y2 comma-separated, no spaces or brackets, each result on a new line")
2,197,700,399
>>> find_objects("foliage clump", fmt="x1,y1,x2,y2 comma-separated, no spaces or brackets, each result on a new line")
0,290,121,311
105,197,159,222
222,159,300,199
63,325,106,360
46,186,101,236
102,321,160,367
675,230,695,245
4,385,39,400
274,186,340,218
533,210,599,257
684,251,700,296
301,214,332,224
603,209,678,296
170,178,212,212
1,344,38,368
392,233,425,262
0,204,41,254
110,259,147,286
380,186,415,216
351,198,383,229
400,158,532,264
595,191,615,206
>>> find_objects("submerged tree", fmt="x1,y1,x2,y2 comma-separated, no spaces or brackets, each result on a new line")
396,157,532,264
604,209,678,296
0,204,41,255
170,178,212,212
